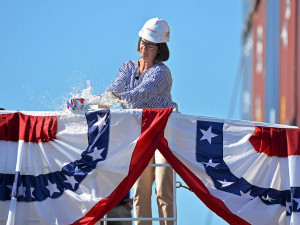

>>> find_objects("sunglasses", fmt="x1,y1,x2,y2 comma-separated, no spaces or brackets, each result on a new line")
140,40,158,50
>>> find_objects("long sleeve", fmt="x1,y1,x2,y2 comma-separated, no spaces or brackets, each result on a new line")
106,63,130,93
106,60,177,109
119,66,172,108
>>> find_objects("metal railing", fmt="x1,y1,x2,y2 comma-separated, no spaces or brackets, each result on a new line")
100,163,177,225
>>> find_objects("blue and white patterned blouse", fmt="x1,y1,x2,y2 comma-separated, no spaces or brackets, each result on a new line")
106,60,178,110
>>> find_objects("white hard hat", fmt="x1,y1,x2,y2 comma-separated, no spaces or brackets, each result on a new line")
138,17,170,43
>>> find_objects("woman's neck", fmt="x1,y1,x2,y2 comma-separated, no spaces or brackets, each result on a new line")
139,59,154,74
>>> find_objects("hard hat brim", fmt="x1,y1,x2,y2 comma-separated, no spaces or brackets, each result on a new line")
138,31,169,44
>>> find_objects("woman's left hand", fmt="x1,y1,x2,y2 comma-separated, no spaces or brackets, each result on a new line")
114,93,121,100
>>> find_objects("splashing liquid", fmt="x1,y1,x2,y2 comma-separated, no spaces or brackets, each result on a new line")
66,80,127,111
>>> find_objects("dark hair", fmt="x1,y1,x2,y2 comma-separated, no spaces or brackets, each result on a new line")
137,38,170,63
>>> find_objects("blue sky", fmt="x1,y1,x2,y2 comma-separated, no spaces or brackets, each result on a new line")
0,1,243,224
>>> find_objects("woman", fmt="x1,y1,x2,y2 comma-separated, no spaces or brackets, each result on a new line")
106,17,177,225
